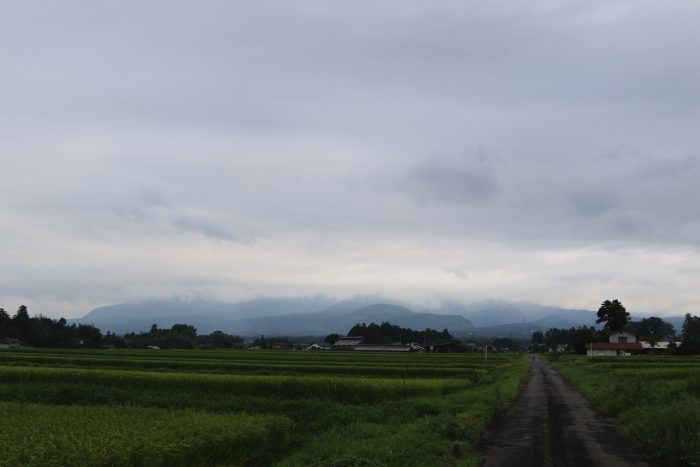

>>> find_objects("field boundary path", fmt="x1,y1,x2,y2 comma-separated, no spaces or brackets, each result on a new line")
478,354,653,467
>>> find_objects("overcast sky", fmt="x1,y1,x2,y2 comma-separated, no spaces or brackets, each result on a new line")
2,0,700,318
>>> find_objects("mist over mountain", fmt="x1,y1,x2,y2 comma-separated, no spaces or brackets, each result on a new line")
70,296,636,338
73,296,335,335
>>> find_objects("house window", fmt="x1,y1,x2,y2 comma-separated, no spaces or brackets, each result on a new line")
618,336,627,343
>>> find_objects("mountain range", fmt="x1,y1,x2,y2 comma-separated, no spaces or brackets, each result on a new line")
69,296,684,339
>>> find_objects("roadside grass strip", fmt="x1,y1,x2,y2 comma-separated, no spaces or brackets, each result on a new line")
546,354,700,467
0,402,289,467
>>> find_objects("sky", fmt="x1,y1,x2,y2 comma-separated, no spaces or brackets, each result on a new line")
2,0,700,319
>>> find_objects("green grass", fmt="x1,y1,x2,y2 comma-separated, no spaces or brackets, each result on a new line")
0,402,289,467
545,354,700,467
0,348,527,466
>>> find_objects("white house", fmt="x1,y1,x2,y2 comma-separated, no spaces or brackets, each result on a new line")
306,342,333,351
586,332,642,357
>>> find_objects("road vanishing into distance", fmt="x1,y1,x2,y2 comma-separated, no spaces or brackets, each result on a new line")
479,355,653,467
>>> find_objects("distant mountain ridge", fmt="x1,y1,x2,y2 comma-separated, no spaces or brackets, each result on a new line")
72,296,682,339
72,299,473,336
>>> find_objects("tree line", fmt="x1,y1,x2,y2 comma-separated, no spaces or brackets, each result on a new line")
533,298,700,354
0,305,103,347
0,305,244,349
341,321,453,345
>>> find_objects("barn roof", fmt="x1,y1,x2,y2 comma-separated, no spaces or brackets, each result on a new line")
333,337,364,347
354,345,411,352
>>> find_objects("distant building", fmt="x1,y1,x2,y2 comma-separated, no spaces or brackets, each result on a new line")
430,341,461,353
332,336,364,350
0,337,21,348
306,342,333,351
354,344,411,352
586,332,642,357
639,341,678,350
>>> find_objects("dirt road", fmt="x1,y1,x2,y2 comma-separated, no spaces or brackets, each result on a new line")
479,355,653,467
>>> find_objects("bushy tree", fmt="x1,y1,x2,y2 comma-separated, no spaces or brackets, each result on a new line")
680,314,700,354
627,317,675,344
596,299,630,333
568,326,605,355
347,322,452,345
201,331,244,349
324,333,340,344
0,308,10,337
541,326,606,354
0,304,103,348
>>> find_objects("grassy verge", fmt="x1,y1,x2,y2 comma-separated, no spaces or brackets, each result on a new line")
545,354,700,467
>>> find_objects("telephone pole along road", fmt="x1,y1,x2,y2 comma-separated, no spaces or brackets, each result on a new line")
479,355,653,467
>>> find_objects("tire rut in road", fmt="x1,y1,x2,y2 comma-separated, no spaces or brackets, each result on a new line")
478,355,652,467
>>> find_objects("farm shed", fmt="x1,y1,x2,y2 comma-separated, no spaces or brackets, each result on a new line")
639,341,678,350
306,342,333,351
332,336,364,350
354,344,411,352
0,337,21,348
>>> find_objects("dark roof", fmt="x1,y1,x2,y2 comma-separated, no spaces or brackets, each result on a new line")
586,342,643,350
333,337,364,347
354,345,410,352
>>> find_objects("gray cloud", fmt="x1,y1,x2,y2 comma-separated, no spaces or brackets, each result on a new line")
397,156,500,206
2,0,700,316
171,215,238,242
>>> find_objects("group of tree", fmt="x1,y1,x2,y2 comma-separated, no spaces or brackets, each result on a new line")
492,337,523,352
536,326,607,354
0,305,244,350
249,335,298,349
534,299,681,354
626,316,676,344
0,305,103,347
595,299,630,333
342,322,453,345
680,313,700,354
123,324,244,349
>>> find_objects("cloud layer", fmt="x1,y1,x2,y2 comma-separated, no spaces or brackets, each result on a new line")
2,1,699,317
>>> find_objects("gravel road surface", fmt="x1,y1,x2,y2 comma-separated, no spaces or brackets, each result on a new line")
479,354,653,467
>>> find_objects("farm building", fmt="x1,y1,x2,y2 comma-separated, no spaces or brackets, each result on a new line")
0,337,21,348
354,344,411,352
639,341,679,350
332,336,364,350
306,342,333,351
586,332,642,357
430,341,461,353
329,337,426,352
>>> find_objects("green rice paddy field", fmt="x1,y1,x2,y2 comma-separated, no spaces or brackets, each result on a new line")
546,354,700,467
0,348,527,466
